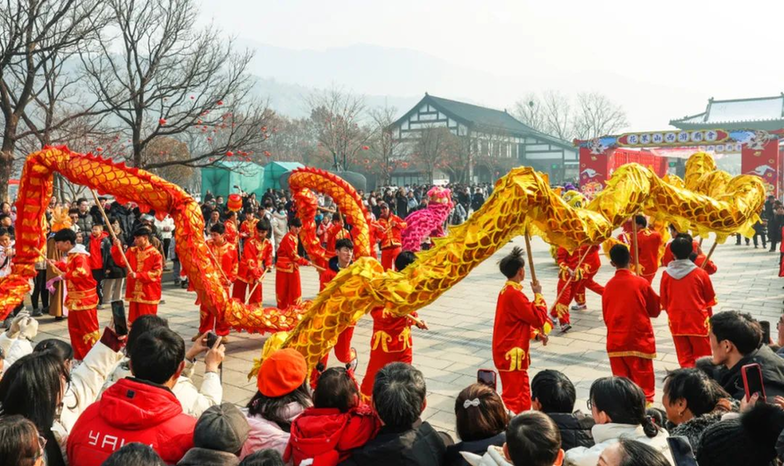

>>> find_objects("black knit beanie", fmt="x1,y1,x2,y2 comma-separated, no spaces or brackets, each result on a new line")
697,403,784,466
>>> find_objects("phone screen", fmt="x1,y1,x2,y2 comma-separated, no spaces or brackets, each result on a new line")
110,300,128,336
742,363,766,401
666,436,698,466
760,321,771,345
206,331,219,349
477,369,496,390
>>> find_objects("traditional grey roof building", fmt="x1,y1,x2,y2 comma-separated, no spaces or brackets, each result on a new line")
388,93,577,185
670,95,784,131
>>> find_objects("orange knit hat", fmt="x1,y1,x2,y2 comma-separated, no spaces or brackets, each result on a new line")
257,348,308,397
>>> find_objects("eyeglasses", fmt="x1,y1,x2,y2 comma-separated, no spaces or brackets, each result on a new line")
586,398,593,410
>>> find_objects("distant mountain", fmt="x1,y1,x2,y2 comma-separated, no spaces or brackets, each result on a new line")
241,41,712,131
250,76,422,120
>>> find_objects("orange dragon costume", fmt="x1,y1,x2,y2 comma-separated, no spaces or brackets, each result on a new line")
55,244,100,360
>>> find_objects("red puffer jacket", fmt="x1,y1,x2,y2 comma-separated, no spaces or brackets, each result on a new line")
67,377,196,466
285,404,380,466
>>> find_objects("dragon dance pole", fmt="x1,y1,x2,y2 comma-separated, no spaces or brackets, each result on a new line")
702,239,718,270
524,226,538,286
631,216,640,275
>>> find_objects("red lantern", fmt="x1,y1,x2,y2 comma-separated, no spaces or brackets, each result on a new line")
362,145,369,151
217,100,224,106
264,151,271,157
226,151,234,156
96,147,103,152
207,137,212,141
159,118,167,126
190,95,195,100
227,194,243,212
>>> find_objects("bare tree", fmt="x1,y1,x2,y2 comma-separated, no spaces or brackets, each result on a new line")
513,92,546,133
409,125,459,183
306,86,372,171
573,92,629,140
0,0,103,201
367,104,401,185
78,0,272,171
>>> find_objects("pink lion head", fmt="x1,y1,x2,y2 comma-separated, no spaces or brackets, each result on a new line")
427,186,452,206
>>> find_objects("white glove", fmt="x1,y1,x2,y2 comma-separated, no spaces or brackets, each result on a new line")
19,317,39,340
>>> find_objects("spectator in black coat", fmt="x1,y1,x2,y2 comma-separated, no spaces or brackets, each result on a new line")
769,204,784,251
705,311,784,401
470,189,484,213
395,189,409,220
445,383,508,466
339,362,453,466
531,369,595,451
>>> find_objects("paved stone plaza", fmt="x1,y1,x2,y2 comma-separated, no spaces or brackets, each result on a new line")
30,235,784,436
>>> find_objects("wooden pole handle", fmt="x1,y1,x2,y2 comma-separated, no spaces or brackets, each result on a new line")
524,226,538,285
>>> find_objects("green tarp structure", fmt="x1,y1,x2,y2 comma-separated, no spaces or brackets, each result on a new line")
200,161,304,198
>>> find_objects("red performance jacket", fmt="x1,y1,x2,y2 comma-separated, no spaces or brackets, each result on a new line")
111,244,163,304
67,378,196,466
237,237,272,283
224,219,239,247
660,264,716,337
370,307,417,354
492,281,548,372
325,223,352,258
285,405,380,466
55,248,98,311
636,228,663,280
277,231,309,273
374,215,406,249
602,269,661,359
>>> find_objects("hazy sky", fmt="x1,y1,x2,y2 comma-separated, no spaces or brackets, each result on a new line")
198,0,784,131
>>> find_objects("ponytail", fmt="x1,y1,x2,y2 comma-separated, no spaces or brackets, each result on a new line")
641,415,659,438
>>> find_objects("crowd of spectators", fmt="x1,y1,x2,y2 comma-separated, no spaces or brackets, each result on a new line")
0,308,783,465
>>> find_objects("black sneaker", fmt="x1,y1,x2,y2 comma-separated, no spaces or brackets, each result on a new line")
560,323,572,334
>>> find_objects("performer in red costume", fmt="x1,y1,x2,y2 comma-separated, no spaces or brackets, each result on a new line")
275,218,312,309
633,215,663,284
314,239,362,385
493,247,549,413
660,236,716,368
602,244,661,402
239,211,258,242
233,220,273,304
224,211,240,249
552,245,603,331
111,227,163,324
53,228,100,360
662,231,717,274
360,250,427,399
325,213,351,259
198,223,238,339
373,202,407,271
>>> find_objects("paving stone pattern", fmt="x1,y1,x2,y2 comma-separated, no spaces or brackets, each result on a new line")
30,235,783,437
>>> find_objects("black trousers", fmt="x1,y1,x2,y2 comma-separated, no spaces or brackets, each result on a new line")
31,269,49,310
92,269,105,305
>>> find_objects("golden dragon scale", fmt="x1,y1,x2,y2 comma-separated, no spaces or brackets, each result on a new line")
279,152,765,369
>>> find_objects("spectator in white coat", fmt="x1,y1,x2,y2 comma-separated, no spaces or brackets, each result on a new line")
0,313,37,368
564,377,673,466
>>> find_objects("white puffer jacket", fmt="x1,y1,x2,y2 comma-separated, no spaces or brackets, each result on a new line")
564,423,674,466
